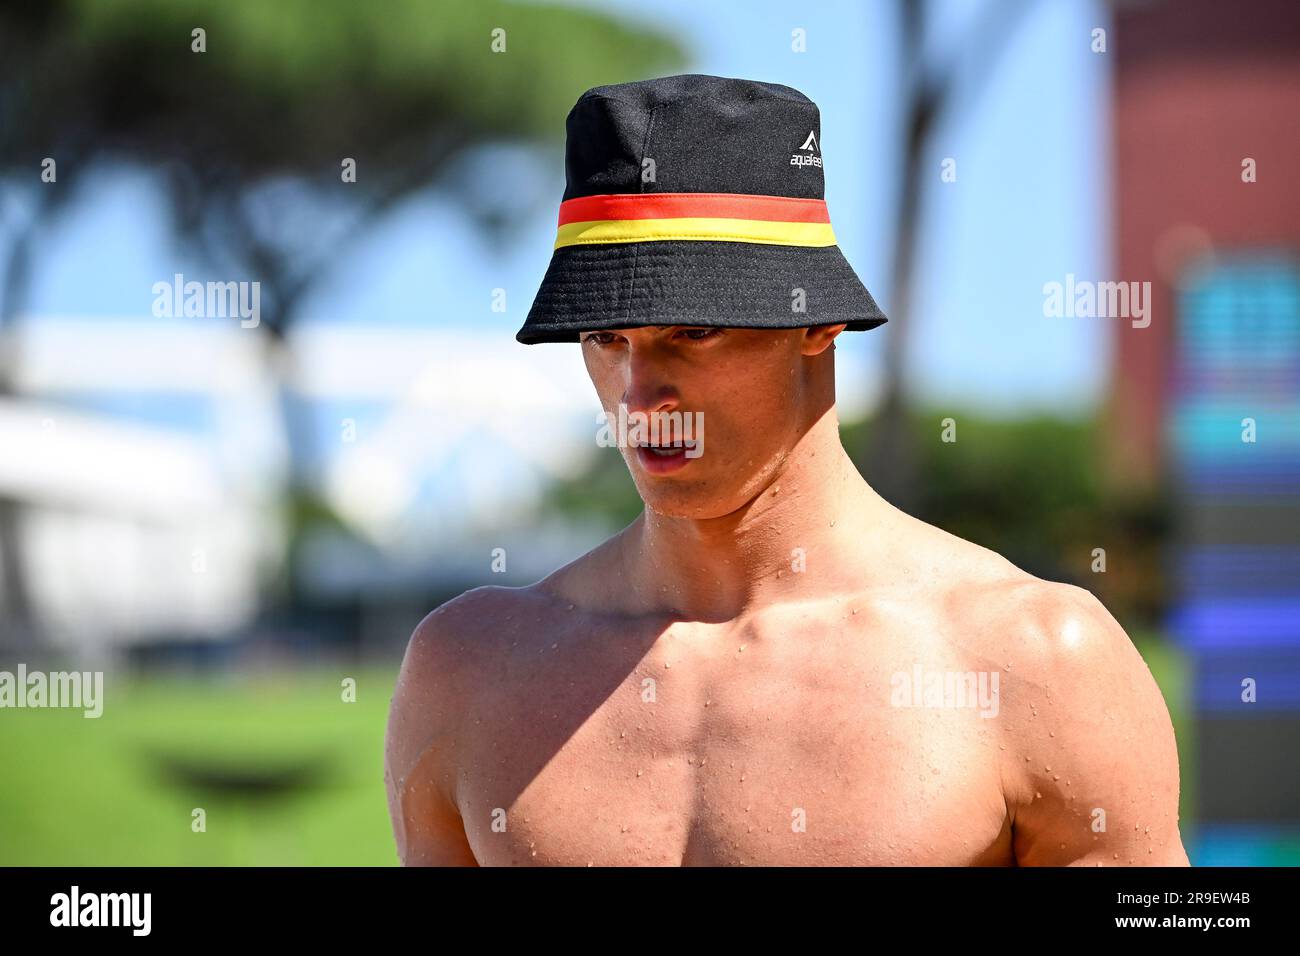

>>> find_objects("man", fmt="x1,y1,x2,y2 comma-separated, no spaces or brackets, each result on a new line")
384,74,1188,866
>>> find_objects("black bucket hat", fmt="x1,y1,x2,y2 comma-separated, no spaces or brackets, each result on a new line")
517,73,888,344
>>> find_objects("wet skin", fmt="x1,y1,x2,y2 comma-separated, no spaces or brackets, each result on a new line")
384,325,1189,866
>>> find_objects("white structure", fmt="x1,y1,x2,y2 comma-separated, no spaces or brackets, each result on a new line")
0,316,609,650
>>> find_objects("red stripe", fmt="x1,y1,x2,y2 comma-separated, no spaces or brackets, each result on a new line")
557,192,831,226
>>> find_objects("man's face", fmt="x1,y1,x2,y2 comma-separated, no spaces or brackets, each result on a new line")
580,324,842,520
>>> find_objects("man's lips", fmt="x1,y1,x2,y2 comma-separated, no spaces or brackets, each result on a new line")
632,439,699,475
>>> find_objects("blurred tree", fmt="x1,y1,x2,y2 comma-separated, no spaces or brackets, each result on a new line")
0,0,685,630
867,0,1033,511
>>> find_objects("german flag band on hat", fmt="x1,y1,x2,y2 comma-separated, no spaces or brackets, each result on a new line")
517,73,888,345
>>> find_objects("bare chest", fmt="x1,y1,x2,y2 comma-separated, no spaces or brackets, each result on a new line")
455,618,1011,866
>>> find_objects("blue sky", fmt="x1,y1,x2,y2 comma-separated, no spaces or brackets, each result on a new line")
25,0,1110,416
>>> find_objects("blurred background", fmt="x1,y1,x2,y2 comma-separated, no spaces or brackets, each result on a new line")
0,0,1296,865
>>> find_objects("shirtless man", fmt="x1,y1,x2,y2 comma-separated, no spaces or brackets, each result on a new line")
383,321,1188,866
383,75,1189,866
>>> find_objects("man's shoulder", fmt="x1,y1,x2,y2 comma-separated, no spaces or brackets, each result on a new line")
890,527,1149,719
974,576,1128,669
942,557,1186,863
941,550,1131,679
398,534,626,714
406,530,626,658
410,582,559,655
941,556,1160,747
903,517,1125,666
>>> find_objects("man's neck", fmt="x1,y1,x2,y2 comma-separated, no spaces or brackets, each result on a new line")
620,412,902,622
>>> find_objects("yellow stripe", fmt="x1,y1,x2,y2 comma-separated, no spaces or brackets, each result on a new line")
554,217,837,250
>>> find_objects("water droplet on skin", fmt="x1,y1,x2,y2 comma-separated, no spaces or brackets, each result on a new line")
1035,792,1042,799
1049,731,1055,737
636,770,642,777
738,644,746,653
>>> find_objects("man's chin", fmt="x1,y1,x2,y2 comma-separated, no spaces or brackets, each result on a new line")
636,484,748,521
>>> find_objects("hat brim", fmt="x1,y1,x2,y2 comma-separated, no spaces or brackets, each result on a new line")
517,240,887,344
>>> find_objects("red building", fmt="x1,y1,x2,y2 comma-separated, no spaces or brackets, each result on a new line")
1109,0,1300,863
1108,0,1300,486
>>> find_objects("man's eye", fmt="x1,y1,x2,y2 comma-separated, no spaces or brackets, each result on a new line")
680,327,722,340
585,332,618,345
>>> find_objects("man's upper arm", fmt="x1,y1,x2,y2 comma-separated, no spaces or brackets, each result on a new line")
384,596,480,866
999,583,1189,866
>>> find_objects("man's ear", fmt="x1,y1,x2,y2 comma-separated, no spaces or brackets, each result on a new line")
800,323,847,356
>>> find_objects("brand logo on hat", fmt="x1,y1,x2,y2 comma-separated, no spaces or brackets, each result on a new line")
791,129,822,169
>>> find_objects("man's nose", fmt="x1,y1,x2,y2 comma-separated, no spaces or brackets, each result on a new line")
621,349,680,417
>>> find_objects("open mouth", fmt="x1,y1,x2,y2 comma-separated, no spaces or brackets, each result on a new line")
641,439,699,457
633,439,699,474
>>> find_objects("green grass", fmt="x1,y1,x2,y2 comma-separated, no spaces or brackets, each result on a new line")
0,669,400,865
